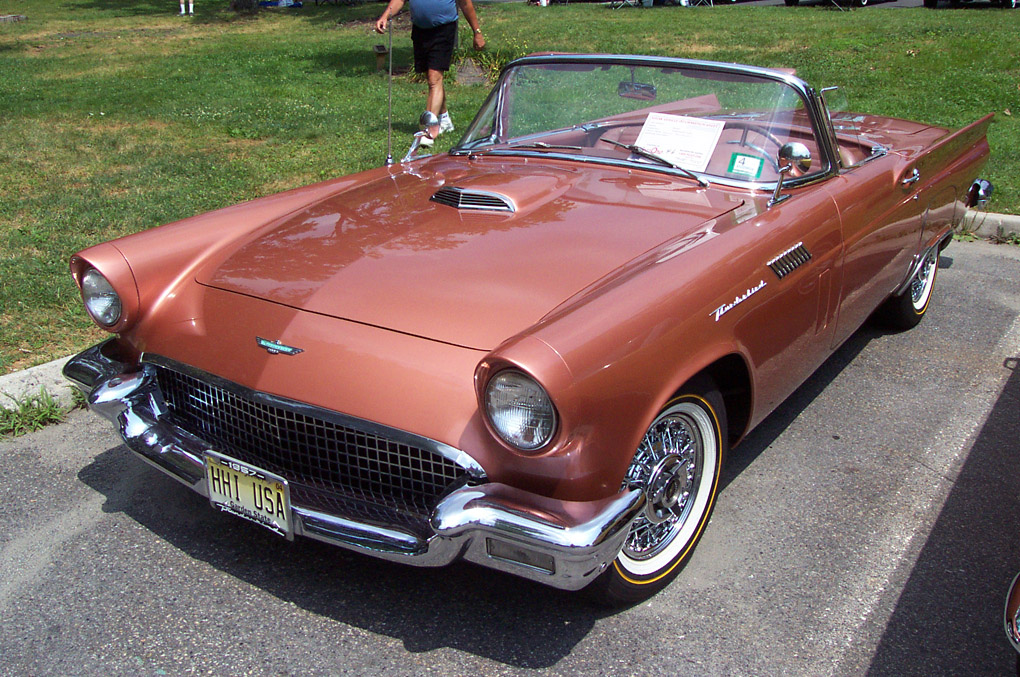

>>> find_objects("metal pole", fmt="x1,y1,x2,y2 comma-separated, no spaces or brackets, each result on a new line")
385,20,394,166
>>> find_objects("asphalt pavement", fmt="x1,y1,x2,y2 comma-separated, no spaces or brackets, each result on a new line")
1,239,1019,675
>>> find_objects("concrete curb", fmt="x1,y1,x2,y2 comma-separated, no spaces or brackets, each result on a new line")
0,356,76,411
964,209,1020,240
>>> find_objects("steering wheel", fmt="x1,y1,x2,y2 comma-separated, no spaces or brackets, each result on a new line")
722,121,785,173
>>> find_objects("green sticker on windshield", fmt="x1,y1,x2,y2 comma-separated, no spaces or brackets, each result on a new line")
728,153,764,179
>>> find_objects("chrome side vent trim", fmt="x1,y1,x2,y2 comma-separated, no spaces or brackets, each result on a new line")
431,186,516,213
767,242,812,279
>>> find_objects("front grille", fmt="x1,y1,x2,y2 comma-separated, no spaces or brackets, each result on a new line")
153,364,476,519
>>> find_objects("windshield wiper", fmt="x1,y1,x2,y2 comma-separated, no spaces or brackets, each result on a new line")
457,140,583,156
508,141,584,151
598,138,708,187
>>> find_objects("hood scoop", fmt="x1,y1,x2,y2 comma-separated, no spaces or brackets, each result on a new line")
197,157,745,350
430,186,516,213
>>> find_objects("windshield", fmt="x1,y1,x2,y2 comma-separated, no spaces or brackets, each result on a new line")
455,60,829,186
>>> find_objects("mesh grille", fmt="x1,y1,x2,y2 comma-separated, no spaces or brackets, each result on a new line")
431,186,516,212
154,365,472,518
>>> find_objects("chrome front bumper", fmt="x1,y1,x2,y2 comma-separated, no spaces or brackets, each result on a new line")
64,341,645,591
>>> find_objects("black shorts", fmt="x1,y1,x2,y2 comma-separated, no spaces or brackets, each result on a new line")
411,20,458,74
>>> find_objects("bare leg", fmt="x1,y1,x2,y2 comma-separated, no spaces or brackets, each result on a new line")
426,69,447,117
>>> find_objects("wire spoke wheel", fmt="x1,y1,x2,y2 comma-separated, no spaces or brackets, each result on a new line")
588,380,726,606
621,412,704,561
910,247,938,312
875,242,941,331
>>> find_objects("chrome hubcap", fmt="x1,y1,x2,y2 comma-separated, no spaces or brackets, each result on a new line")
910,249,937,307
622,413,703,560
645,454,688,523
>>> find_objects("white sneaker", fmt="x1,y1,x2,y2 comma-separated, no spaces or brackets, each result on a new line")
439,113,454,134
419,134,434,147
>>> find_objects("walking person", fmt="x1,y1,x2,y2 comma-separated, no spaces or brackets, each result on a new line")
375,0,484,142
179,0,194,15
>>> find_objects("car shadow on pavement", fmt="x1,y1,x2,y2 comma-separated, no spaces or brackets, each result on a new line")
720,322,878,492
722,253,958,492
863,355,1020,676
77,446,607,668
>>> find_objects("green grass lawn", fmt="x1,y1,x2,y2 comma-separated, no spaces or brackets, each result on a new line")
1,0,1017,374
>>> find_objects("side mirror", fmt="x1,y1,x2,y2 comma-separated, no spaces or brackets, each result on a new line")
778,142,812,173
769,144,812,208
419,110,441,140
402,111,442,163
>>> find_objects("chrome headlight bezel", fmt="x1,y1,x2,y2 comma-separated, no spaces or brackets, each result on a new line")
80,267,123,327
484,370,558,452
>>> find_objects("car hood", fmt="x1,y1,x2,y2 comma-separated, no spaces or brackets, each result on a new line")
197,156,743,350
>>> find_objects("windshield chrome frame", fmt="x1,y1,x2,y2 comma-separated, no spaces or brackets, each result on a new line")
450,54,841,192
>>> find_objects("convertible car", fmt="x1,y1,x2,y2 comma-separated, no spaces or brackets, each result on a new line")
64,54,992,605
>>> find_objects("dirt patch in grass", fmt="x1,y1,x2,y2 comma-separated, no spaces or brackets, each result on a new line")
673,42,725,55
53,27,182,40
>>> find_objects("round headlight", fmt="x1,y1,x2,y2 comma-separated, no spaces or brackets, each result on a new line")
80,268,122,327
484,370,557,452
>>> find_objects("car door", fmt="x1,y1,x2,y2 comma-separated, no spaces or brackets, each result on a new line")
823,156,927,348
731,188,843,421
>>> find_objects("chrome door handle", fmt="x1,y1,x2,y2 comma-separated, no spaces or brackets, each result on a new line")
901,168,921,186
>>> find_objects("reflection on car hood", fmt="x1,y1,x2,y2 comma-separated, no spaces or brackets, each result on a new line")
197,156,743,350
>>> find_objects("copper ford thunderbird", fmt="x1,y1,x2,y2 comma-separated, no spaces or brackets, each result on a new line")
64,55,993,604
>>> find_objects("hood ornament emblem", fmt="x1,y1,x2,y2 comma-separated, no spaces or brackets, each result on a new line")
256,337,304,356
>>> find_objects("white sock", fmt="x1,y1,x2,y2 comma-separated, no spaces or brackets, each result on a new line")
188,1,194,13
180,2,186,13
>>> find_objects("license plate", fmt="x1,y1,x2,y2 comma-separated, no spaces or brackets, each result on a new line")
204,451,293,539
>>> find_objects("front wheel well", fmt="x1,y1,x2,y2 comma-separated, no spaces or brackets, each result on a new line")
685,355,751,448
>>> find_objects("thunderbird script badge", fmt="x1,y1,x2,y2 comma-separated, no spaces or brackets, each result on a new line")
256,337,303,356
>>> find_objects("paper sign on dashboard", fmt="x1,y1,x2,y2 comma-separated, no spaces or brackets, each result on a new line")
634,113,725,173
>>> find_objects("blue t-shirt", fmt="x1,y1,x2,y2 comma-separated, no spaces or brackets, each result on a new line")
410,0,458,28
